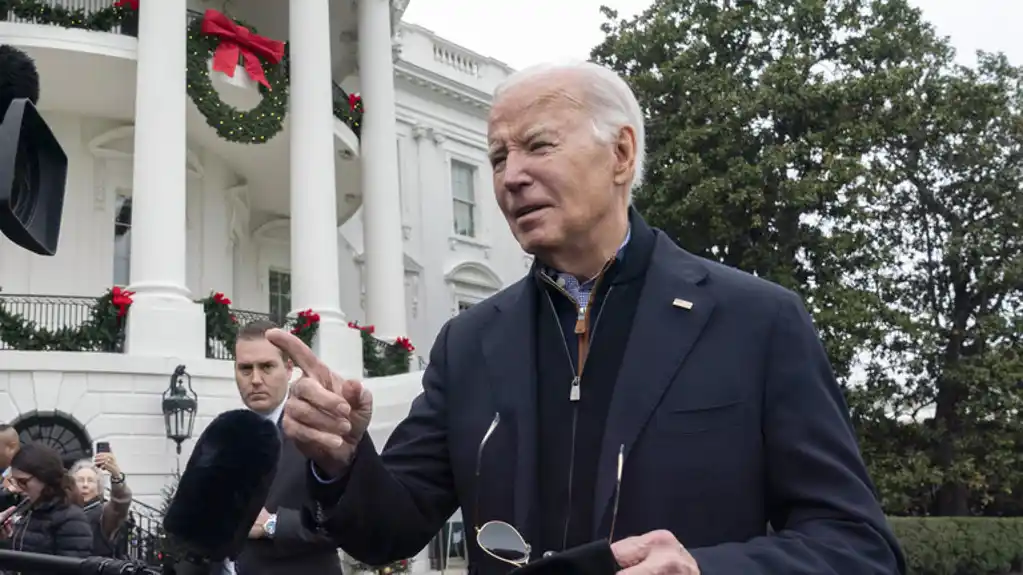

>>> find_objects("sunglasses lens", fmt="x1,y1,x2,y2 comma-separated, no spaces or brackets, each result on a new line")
478,522,529,562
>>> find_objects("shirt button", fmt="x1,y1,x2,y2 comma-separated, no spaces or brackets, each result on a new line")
556,277,566,287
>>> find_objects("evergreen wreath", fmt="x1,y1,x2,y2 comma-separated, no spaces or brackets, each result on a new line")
0,287,132,352
0,0,135,31
185,15,289,144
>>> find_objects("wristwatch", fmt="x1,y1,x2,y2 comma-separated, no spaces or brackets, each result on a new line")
110,472,126,485
263,513,277,539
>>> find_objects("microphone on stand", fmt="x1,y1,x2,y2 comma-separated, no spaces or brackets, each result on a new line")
161,409,281,574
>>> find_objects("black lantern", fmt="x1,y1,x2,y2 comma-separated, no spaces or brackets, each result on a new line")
162,364,198,454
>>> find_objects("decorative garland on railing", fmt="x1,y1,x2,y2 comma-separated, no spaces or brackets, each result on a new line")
186,9,289,144
0,288,412,377
348,322,413,377
0,0,137,31
0,287,132,352
201,292,319,358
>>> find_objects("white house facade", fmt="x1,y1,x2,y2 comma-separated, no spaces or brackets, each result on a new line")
0,3,519,559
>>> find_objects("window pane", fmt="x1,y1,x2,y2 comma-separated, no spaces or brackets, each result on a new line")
451,162,475,202
453,199,475,237
268,271,292,324
112,197,132,286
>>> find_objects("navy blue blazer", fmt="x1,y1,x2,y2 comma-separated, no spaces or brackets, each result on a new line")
308,230,905,575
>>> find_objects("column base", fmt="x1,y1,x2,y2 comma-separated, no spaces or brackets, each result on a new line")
125,293,206,359
311,312,364,380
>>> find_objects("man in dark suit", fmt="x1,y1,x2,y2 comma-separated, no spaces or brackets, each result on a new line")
226,320,342,575
272,61,905,574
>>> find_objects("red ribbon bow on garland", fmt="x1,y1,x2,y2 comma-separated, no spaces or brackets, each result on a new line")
349,93,362,111
111,286,134,318
201,9,285,90
113,0,138,10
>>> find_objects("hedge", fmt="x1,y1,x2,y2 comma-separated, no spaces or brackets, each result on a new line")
890,517,1023,575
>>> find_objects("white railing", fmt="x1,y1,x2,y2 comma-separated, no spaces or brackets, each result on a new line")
432,43,481,78
2,0,134,35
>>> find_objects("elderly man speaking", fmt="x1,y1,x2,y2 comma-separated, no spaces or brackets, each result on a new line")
271,61,905,575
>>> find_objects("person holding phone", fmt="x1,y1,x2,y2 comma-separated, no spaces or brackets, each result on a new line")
69,442,133,558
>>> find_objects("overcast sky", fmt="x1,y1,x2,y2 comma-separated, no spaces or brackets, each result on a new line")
402,0,1021,70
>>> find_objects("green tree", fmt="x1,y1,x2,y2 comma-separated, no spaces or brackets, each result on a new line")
867,52,1023,515
591,0,1023,516
590,0,946,382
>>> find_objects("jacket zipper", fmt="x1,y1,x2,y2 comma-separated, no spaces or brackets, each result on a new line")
539,259,615,550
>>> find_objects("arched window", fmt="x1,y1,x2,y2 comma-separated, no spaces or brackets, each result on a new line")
113,195,132,287
13,412,93,469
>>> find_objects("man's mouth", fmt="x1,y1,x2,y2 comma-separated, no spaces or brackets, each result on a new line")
514,205,549,219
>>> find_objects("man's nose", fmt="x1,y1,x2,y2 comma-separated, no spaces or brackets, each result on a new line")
502,152,533,193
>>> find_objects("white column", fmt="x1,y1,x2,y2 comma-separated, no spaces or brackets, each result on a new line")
358,0,408,340
289,0,362,376
125,0,205,358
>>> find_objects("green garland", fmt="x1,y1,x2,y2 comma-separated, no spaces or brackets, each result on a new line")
186,16,289,144
0,287,131,352
201,292,318,356
0,0,135,31
201,292,238,358
349,322,413,377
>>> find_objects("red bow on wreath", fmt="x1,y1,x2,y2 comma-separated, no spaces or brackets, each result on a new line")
201,9,285,90
113,0,138,9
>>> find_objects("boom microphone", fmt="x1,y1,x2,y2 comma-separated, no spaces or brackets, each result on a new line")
162,409,281,573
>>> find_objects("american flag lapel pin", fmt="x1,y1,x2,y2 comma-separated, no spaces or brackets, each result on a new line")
672,298,693,310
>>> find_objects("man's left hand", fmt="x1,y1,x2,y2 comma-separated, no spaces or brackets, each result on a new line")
611,530,700,574
248,508,271,539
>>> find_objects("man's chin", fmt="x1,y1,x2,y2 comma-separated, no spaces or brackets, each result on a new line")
516,230,561,256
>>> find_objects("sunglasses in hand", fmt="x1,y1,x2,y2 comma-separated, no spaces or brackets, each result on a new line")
473,413,625,568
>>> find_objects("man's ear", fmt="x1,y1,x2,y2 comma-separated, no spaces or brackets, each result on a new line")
612,125,637,187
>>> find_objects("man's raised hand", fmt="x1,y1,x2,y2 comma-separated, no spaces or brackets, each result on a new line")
266,328,373,477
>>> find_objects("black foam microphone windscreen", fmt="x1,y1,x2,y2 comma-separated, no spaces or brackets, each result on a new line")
163,409,281,562
0,45,39,114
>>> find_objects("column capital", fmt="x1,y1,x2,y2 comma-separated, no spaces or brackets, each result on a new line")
430,129,447,144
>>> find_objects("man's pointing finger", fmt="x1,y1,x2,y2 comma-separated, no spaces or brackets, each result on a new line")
266,328,328,385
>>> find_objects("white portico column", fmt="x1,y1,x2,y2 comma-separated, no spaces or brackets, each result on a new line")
289,0,362,376
125,0,205,358
358,0,408,340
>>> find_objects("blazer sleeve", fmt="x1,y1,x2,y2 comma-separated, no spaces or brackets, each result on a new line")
272,505,334,548
305,321,459,565
689,292,906,575
52,508,94,558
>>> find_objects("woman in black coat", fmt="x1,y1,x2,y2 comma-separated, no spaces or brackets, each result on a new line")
1,443,92,571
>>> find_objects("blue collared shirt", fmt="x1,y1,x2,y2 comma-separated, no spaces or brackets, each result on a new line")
542,226,631,312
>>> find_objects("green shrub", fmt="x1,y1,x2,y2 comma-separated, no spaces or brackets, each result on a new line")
890,517,1023,575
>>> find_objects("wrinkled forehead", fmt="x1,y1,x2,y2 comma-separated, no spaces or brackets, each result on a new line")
488,74,589,149
74,467,99,480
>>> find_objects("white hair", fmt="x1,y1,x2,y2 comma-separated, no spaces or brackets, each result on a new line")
494,60,646,198
70,459,105,489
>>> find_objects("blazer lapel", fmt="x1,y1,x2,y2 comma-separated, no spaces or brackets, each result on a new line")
593,236,715,538
481,278,538,538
